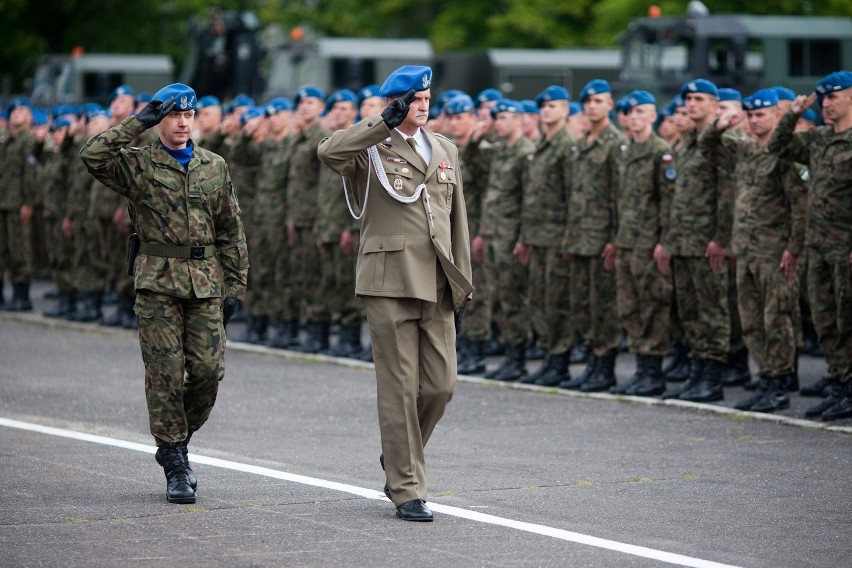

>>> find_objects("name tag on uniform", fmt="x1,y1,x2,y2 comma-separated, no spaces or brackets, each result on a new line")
387,157,407,164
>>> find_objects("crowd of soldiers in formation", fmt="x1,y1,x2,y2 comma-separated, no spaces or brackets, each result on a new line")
1,69,850,422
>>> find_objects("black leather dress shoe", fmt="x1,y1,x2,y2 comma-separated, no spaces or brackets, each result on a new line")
396,499,433,522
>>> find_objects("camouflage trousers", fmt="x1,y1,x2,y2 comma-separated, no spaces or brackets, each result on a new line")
460,248,490,342
45,217,75,294
134,290,225,445
246,224,285,317
0,209,32,283
484,238,528,346
672,256,730,362
569,254,620,355
616,247,672,356
806,250,852,383
270,233,298,322
314,239,363,326
72,219,96,292
736,255,799,377
727,258,745,353
85,217,126,293
528,245,573,355
290,226,322,320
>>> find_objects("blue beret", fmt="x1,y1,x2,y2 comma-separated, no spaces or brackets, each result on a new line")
265,97,293,115
521,100,539,114
152,83,197,111
579,79,612,103
490,99,523,118
800,108,818,123
325,89,358,112
443,94,476,116
358,85,382,102
743,88,779,110
196,95,221,110
771,86,796,101
476,88,502,105
436,89,464,108
79,102,100,118
624,90,656,111
7,97,31,114
87,108,110,120
536,86,569,107
670,95,686,109
680,78,719,98
568,102,583,116
31,108,48,126
136,92,153,104
615,96,630,115
718,88,742,102
294,85,325,105
108,85,135,104
240,106,265,125
228,94,255,111
815,71,852,95
380,66,432,98
52,104,76,119
52,117,72,130
428,105,442,120
0,111,6,120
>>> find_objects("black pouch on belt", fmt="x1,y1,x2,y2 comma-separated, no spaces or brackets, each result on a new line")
126,233,140,276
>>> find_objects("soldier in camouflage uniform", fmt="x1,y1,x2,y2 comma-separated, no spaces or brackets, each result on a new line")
608,91,675,397
0,98,35,310
80,83,249,503
314,89,364,357
471,99,535,381
194,96,226,155
41,117,78,317
657,79,732,403
702,88,807,413
768,71,852,421
286,86,330,352
514,86,575,387
559,80,626,393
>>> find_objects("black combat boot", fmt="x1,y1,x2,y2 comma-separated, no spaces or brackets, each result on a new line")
235,316,262,342
560,354,598,390
750,376,791,413
520,354,553,384
180,435,198,491
267,319,299,349
525,333,546,361
720,348,751,387
581,351,617,392
323,323,362,357
663,342,691,382
734,375,768,411
458,340,486,375
662,358,704,399
456,337,472,369
804,382,843,418
297,320,330,353
2,281,33,311
536,352,570,387
800,375,832,397
74,291,103,322
101,293,133,327
487,343,527,382
155,443,196,504
121,293,139,330
611,354,646,394
569,337,590,365
483,323,505,357
679,358,724,402
821,381,852,421
43,292,73,318
628,355,666,397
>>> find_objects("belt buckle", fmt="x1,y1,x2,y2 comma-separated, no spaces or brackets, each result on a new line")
190,246,205,260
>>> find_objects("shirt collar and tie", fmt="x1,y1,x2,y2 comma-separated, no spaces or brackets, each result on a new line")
397,128,432,167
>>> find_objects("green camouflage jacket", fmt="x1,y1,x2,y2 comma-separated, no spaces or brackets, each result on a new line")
252,136,291,227
477,135,536,242
286,121,330,228
520,128,573,246
0,129,35,211
80,116,248,300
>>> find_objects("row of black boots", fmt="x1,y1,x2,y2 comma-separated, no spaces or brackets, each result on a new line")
234,315,373,361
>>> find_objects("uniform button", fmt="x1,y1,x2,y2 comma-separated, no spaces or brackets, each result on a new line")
367,122,373,127
379,243,384,249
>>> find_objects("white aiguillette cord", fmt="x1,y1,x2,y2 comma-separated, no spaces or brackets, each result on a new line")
343,145,435,231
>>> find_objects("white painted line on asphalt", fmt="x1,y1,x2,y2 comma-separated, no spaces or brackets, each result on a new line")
2,417,744,568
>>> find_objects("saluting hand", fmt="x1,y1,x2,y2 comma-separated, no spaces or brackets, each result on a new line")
791,93,817,114
381,89,416,129
135,97,176,129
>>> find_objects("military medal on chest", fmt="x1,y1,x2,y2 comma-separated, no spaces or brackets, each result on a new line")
394,177,403,192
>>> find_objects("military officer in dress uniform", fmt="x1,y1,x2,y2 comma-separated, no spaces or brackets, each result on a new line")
318,66,473,522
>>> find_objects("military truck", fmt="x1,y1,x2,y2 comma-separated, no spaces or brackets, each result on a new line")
31,53,174,106
616,6,852,101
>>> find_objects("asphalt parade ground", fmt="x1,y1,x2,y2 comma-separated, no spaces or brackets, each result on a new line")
1,285,850,568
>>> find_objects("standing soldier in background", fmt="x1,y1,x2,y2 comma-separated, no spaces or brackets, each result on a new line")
702,88,807,413
314,89,364,357
81,83,249,504
559,79,625,393
194,96,225,155
658,79,732,403
473,100,535,381
0,98,35,311
516,86,575,387
768,71,852,421
609,91,675,397
446,94,489,376
26,109,49,279
286,86,330,353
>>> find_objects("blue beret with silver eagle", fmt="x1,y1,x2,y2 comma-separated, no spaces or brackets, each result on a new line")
380,66,432,98
152,83,197,111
